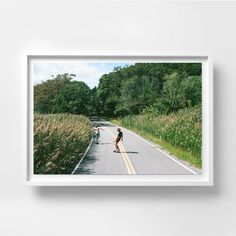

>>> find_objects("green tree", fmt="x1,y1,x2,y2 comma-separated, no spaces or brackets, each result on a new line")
96,63,201,117
52,81,91,115
87,87,99,116
97,71,122,117
149,73,202,114
34,73,73,113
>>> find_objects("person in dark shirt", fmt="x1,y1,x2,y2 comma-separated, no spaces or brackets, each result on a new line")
114,128,123,152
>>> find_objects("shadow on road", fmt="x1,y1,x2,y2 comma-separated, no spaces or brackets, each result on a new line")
93,121,115,127
121,151,139,154
75,152,97,174
74,137,98,174
89,117,116,128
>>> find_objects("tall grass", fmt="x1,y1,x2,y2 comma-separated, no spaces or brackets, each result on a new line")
118,106,202,168
34,113,92,174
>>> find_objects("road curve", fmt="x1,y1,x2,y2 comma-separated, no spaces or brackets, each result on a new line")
73,119,198,175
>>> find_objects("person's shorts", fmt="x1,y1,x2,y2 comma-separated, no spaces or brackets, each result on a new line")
115,138,121,144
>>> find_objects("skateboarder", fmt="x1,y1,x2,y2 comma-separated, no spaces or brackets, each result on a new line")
94,125,103,144
114,128,123,152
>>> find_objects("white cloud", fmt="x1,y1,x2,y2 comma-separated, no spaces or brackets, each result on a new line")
33,63,126,88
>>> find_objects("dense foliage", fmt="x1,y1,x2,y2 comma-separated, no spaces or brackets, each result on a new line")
34,73,73,113
34,114,92,174
97,63,201,117
34,63,201,117
52,81,91,114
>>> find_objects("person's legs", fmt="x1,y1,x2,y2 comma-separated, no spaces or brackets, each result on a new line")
115,140,120,152
96,133,100,144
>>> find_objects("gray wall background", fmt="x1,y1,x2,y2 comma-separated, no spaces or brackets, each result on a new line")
0,0,235,235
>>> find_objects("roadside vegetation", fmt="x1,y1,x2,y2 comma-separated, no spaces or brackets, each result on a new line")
34,113,92,174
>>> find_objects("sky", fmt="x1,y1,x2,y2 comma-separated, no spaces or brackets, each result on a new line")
33,62,133,88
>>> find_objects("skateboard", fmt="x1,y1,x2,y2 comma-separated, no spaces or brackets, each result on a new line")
113,150,120,153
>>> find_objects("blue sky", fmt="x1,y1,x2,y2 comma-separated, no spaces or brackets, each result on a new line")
33,62,133,88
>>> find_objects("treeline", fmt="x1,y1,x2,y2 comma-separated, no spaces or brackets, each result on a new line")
34,63,201,117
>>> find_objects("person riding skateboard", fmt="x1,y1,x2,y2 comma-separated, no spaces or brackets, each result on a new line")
94,125,103,144
114,128,123,152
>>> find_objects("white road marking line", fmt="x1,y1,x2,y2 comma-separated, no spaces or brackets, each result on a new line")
108,122,197,175
155,148,197,175
71,134,93,174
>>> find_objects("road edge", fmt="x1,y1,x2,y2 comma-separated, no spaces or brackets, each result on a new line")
71,134,94,174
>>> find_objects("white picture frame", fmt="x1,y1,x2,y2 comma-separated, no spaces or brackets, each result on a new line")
25,52,213,186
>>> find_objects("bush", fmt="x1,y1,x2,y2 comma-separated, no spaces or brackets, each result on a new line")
34,113,92,174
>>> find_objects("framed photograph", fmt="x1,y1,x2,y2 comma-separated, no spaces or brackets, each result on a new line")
25,52,213,186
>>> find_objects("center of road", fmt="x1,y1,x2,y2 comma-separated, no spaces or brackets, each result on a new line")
105,128,136,175
119,142,136,175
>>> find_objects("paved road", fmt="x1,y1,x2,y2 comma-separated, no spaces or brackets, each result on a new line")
73,120,197,175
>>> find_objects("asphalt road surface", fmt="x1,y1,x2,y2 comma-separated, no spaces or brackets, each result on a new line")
73,120,198,175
